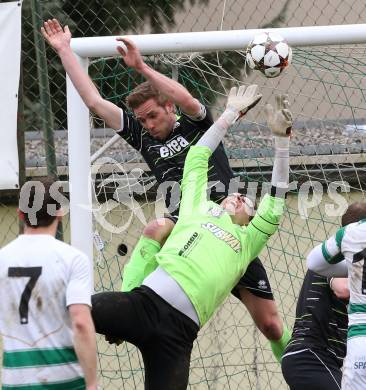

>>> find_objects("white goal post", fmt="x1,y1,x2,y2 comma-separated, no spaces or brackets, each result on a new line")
66,24,366,259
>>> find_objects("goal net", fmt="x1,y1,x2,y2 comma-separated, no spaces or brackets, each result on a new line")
70,29,366,389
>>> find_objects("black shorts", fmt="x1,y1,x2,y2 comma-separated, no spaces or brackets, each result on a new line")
281,348,342,390
91,286,199,390
231,257,274,300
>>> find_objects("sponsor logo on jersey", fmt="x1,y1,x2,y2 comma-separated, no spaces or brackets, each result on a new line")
201,222,241,253
354,361,366,369
179,232,199,256
160,136,189,158
208,206,224,218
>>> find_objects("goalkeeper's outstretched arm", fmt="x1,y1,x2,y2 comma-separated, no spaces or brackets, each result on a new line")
265,94,293,197
179,85,262,215
196,85,262,152
243,95,293,262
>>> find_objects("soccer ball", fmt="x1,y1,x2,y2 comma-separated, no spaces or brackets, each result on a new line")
246,32,292,78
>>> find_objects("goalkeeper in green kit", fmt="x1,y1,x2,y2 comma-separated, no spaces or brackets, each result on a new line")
91,85,293,390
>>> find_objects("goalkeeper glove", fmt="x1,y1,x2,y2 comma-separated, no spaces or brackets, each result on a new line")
265,94,293,136
222,84,262,125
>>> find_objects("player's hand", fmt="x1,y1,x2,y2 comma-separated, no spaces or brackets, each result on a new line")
116,37,145,71
329,277,349,300
265,95,293,137
226,84,262,120
86,385,99,390
41,19,71,53
105,334,124,346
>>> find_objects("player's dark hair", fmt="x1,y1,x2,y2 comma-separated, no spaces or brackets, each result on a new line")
19,176,63,228
341,202,366,226
126,81,168,110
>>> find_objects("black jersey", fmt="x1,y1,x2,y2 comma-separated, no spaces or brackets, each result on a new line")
117,107,234,212
285,270,348,367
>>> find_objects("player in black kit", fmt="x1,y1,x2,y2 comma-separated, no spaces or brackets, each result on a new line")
281,271,348,390
281,205,366,389
42,18,290,361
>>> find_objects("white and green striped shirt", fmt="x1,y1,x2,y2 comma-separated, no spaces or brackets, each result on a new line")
0,234,93,389
321,219,366,339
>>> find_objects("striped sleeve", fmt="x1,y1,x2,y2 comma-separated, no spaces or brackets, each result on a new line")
307,243,347,277
321,226,345,264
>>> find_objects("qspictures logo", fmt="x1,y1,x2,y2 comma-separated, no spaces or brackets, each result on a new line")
201,222,241,253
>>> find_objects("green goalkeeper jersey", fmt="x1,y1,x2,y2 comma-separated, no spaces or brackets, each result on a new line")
155,145,285,326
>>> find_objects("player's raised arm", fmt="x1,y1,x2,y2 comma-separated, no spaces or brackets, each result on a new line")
179,85,262,215
41,19,122,130
243,95,292,261
196,85,262,152
117,37,202,116
265,94,292,195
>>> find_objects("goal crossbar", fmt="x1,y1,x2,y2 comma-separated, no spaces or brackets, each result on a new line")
71,24,366,58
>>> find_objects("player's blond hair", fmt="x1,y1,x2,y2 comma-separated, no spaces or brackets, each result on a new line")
126,81,169,110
